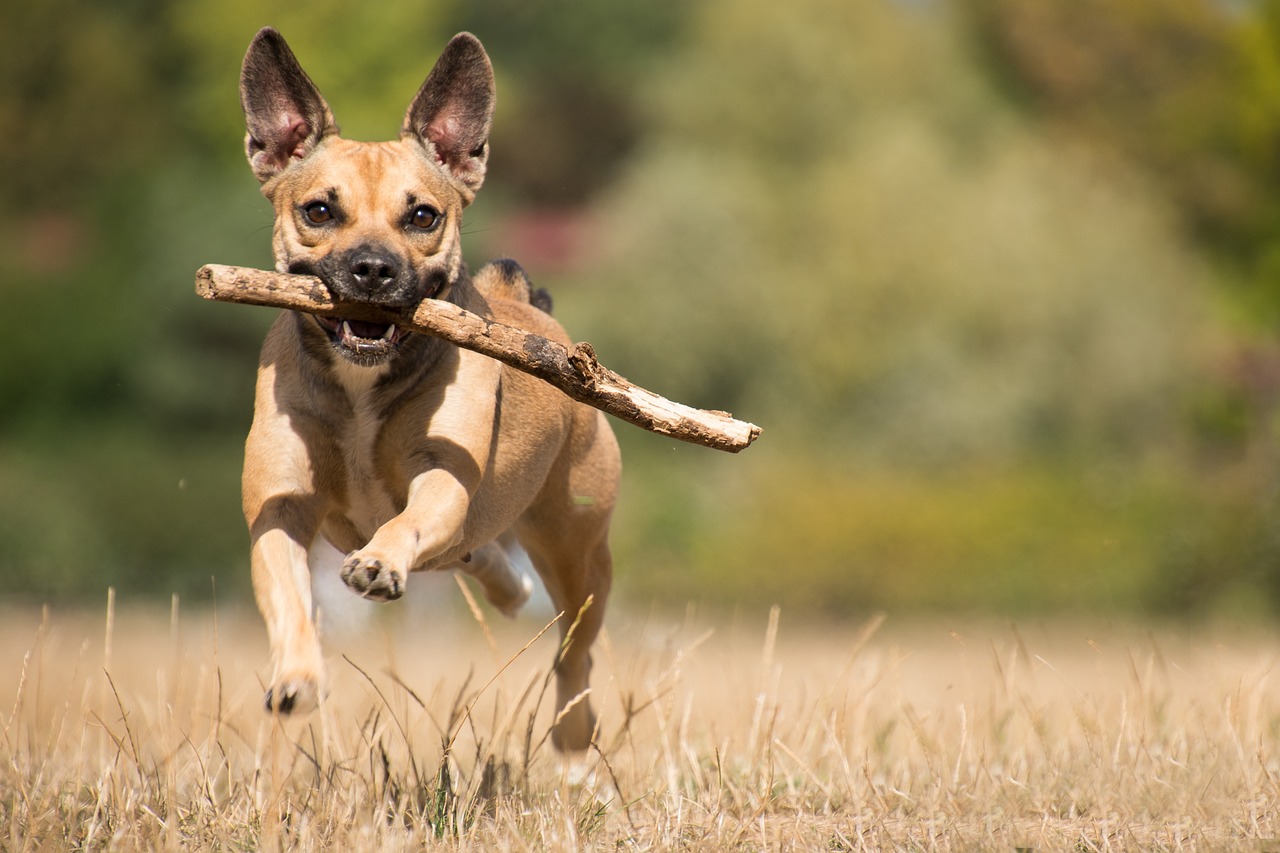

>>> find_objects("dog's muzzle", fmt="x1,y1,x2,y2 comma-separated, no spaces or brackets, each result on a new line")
291,246,449,366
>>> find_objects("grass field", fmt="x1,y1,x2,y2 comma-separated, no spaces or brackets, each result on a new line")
2,585,1280,851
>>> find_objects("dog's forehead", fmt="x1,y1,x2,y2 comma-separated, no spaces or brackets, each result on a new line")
290,138,455,208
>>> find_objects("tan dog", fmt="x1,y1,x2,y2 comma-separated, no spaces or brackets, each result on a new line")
237,27,620,751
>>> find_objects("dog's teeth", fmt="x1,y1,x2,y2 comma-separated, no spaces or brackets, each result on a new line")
382,324,397,341
341,320,354,340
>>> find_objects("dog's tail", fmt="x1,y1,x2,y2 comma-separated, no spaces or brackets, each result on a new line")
473,258,553,315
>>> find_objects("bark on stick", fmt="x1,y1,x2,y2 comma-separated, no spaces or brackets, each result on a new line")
195,264,762,452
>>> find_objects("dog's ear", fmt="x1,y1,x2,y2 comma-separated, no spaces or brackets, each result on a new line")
240,27,337,184
401,33,495,200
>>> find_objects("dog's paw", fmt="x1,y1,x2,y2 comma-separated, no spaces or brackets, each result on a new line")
492,572,533,619
264,676,320,716
341,553,405,601
551,704,598,754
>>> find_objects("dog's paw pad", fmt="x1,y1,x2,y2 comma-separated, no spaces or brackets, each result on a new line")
341,554,404,601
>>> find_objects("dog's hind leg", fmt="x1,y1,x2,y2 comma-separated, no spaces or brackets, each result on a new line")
459,534,533,618
522,529,612,752
517,410,619,752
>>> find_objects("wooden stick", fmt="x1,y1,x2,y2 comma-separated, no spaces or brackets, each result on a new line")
195,264,762,453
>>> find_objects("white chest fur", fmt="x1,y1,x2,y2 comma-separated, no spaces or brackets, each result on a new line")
332,360,398,541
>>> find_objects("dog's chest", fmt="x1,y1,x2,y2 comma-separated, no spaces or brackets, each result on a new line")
333,364,400,541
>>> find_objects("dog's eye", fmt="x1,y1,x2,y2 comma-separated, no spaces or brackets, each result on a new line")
409,205,441,231
303,201,333,225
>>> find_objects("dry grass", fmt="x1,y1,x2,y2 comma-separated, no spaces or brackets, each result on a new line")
2,587,1280,851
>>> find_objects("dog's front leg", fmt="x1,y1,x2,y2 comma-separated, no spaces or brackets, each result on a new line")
243,358,331,714
340,463,476,601
341,354,499,601
249,502,325,713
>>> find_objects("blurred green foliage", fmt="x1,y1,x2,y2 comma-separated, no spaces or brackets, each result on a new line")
2,0,1280,616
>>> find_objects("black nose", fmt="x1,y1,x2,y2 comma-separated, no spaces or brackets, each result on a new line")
348,248,400,294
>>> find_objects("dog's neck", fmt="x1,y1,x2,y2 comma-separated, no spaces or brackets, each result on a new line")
331,358,391,400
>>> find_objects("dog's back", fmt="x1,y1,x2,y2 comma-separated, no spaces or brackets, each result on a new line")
474,257,554,315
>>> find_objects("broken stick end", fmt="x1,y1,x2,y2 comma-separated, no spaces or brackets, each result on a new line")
727,422,763,453
194,264,216,300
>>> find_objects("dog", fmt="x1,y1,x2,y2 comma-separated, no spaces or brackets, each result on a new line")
237,27,620,751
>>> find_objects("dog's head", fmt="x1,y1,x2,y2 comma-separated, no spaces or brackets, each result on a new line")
239,28,494,367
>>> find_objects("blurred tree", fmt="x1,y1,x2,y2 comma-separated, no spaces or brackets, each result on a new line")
575,0,1209,464
0,0,1276,615
955,0,1280,610
446,2,689,208
561,0,1270,614
0,0,168,215
960,0,1280,305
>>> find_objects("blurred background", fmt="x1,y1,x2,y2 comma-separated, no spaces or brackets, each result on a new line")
4,0,1280,619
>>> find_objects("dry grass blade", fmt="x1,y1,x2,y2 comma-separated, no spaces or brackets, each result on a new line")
342,654,423,791
446,609,564,753
454,574,500,665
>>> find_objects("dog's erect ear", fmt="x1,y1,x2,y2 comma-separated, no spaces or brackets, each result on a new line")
402,33,495,199
240,27,337,184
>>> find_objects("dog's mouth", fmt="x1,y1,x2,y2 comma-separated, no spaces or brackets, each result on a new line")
314,316,408,365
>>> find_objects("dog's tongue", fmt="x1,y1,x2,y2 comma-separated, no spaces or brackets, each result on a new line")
347,319,390,339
